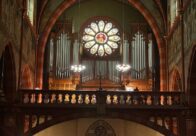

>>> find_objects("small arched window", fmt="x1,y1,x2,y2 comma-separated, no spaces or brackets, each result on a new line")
26,0,35,25
170,0,179,26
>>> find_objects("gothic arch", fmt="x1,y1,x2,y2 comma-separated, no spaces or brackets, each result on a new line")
187,45,196,106
1,44,16,102
36,0,166,91
21,64,33,89
171,67,182,91
28,112,174,136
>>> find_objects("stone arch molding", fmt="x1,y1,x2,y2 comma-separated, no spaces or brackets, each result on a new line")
36,0,166,90
29,112,174,136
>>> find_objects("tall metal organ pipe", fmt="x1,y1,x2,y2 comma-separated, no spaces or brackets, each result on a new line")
131,31,147,79
51,32,71,79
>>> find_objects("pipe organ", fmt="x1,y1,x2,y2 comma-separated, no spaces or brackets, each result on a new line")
46,21,153,90
81,60,94,82
126,23,153,81
48,29,76,90
81,60,120,83
49,32,71,79
108,61,120,83
131,31,146,79
95,61,107,79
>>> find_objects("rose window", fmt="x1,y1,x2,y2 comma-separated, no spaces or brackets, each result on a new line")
82,20,121,57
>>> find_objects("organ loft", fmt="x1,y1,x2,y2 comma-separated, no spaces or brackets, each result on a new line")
0,0,196,136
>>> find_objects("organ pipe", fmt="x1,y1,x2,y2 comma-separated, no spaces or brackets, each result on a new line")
60,33,63,78
62,33,64,78
81,60,120,83
145,36,149,79
131,31,148,79
50,32,72,79
49,39,54,71
148,40,153,70
123,39,129,64
82,60,93,82
73,39,79,65
56,39,59,77
62,33,65,73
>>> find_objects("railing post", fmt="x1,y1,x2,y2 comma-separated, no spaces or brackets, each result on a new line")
16,111,25,136
181,92,186,106
18,89,23,104
178,113,187,136
96,91,106,115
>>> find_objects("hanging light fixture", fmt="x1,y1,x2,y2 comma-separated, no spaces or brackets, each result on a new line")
116,0,131,72
116,64,130,72
71,64,86,73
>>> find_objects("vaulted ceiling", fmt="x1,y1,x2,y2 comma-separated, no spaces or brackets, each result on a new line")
37,0,167,35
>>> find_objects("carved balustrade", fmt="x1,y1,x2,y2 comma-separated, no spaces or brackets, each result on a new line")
19,89,185,108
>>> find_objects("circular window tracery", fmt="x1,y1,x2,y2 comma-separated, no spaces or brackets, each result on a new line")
82,20,121,57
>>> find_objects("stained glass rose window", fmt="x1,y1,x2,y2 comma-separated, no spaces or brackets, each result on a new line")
82,20,120,57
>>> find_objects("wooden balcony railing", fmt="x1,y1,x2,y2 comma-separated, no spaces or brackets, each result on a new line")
19,89,186,108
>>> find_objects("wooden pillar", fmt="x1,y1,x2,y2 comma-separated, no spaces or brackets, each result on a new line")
152,35,160,91
16,112,25,136
151,34,155,91
43,39,50,89
186,118,196,136
178,115,186,136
